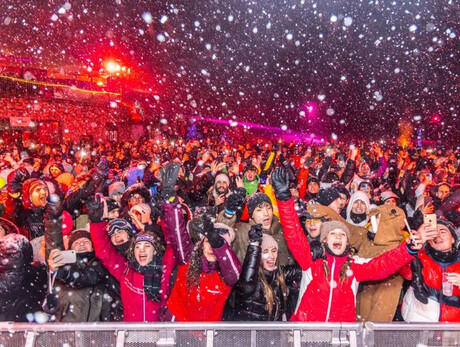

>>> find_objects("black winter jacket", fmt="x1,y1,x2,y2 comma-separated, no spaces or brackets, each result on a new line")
232,244,301,321
0,233,47,322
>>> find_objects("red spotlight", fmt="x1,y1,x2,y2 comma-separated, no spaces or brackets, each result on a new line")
431,114,441,122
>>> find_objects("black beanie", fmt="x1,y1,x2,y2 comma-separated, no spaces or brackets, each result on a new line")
68,229,92,249
247,193,272,218
316,187,340,207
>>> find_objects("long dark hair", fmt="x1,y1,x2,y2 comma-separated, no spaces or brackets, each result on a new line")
186,241,204,290
259,256,288,319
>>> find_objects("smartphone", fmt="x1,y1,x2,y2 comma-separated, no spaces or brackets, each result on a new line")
56,250,77,265
423,213,437,229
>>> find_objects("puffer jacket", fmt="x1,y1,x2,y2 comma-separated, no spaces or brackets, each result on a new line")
90,221,167,322
52,253,117,322
0,233,47,322
163,201,241,321
233,244,301,321
399,248,460,322
277,197,416,322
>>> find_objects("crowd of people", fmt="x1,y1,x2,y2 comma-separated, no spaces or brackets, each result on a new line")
0,135,459,324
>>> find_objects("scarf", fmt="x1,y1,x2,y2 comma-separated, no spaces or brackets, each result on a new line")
130,253,163,302
350,211,367,225
425,244,458,264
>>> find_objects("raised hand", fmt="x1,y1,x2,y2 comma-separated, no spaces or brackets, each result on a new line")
248,224,263,244
271,166,292,201
160,163,180,202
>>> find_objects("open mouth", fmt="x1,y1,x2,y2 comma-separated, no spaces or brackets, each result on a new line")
333,242,343,250
266,259,275,266
139,254,148,262
263,218,270,225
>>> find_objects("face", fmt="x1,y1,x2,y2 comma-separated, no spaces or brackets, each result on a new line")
384,198,397,206
202,239,217,262
290,188,299,199
71,237,93,253
134,241,155,265
328,198,342,214
0,226,6,238
261,246,278,271
437,185,451,200
216,180,229,195
308,182,320,194
361,163,370,174
352,199,367,214
245,170,257,182
428,225,455,252
252,202,273,229
49,167,61,178
129,193,145,208
325,229,348,255
30,185,49,207
305,219,322,238
338,193,348,210
108,209,120,219
110,229,129,246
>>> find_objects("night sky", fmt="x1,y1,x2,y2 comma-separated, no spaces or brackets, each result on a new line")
1,0,459,141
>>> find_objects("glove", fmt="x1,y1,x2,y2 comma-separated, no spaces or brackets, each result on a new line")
310,240,324,261
271,167,292,201
7,167,30,195
96,157,109,176
410,257,429,304
203,214,224,248
85,196,104,223
248,224,263,243
45,198,64,218
42,292,59,314
225,187,246,214
160,163,180,202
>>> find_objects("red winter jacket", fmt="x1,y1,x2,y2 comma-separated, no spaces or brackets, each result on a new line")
399,249,460,322
277,198,415,322
90,221,168,322
162,201,241,321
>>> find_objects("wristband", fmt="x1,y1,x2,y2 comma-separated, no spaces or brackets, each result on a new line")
225,209,236,216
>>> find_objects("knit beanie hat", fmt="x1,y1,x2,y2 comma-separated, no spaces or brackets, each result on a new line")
106,198,120,213
247,193,272,218
261,234,278,251
68,229,91,249
215,173,230,185
108,218,134,238
134,231,156,247
108,181,126,198
437,219,458,242
316,187,340,207
320,221,350,242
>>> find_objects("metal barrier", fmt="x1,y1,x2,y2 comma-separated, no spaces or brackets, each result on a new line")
0,322,362,347
363,322,460,347
2,322,460,347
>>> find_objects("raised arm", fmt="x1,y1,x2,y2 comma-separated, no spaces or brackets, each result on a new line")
86,197,127,282
272,167,312,270
160,163,194,264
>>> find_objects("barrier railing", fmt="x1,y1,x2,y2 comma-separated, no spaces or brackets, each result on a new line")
2,322,460,347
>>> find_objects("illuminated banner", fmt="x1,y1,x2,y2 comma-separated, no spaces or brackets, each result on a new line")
9,117,33,127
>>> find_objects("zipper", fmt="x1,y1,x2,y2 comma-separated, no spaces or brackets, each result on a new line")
325,258,335,322
143,289,146,322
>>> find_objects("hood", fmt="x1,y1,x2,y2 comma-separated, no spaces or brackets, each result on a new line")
346,191,370,226
0,233,33,272
358,205,406,258
21,178,48,210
